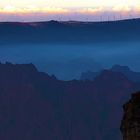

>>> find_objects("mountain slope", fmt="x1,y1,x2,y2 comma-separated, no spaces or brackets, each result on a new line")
111,65,140,82
0,62,139,140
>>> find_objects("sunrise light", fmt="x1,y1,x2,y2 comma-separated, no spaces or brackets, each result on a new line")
0,0,140,21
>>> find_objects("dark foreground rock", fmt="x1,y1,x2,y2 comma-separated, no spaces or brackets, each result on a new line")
121,91,140,140
0,62,138,140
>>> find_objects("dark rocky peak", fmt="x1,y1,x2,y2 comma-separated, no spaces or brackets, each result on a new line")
0,62,38,74
111,65,140,82
46,20,62,27
0,62,54,87
93,70,134,94
48,20,59,24
121,91,140,140
94,70,129,83
130,91,140,103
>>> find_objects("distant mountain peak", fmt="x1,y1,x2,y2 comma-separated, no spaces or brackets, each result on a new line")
94,70,128,82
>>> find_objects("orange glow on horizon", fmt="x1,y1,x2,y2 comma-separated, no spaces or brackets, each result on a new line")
0,1,140,21
0,6,140,14
0,0,140,14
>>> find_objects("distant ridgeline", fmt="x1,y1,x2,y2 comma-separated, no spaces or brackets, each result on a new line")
121,92,140,140
0,62,140,140
0,19,140,44
81,65,140,83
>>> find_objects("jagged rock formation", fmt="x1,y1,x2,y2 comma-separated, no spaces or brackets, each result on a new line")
0,62,138,140
121,92,140,140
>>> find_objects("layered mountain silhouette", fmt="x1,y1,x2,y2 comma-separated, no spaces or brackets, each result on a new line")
81,64,140,82
0,62,139,140
0,18,140,45
111,65,140,82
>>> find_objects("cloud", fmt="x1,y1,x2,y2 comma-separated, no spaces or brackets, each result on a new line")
0,5,140,15
0,5,69,14
78,7,103,14
112,5,131,12
0,4,140,21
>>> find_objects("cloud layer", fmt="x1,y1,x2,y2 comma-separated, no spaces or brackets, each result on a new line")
0,1,140,21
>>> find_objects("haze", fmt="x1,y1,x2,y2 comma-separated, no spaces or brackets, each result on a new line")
0,42,140,80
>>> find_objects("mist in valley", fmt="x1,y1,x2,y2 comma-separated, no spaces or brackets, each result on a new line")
0,41,140,80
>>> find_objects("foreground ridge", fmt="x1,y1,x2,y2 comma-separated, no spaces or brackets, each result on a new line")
0,62,138,140
121,91,140,140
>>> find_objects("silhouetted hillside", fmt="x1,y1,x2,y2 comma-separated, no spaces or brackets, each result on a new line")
0,19,140,45
0,62,139,140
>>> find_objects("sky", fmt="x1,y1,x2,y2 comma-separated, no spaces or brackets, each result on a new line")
0,0,140,21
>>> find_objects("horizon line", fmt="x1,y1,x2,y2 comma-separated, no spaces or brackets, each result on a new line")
0,17,140,23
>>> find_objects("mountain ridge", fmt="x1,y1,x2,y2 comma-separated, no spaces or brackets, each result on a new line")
81,65,140,82
0,18,140,45
0,62,139,140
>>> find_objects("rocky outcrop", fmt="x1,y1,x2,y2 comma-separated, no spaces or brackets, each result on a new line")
121,92,140,140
